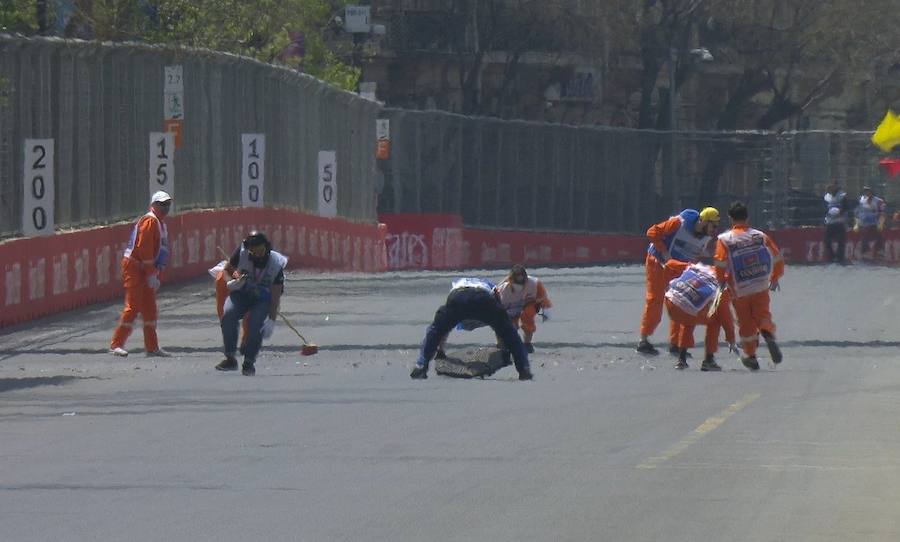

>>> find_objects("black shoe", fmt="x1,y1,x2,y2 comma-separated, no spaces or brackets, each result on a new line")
741,356,760,371
518,369,533,381
701,355,722,372
410,366,428,379
761,331,782,365
524,343,535,354
241,361,256,376
674,358,689,370
636,340,659,355
434,348,447,360
215,356,238,371
669,345,692,358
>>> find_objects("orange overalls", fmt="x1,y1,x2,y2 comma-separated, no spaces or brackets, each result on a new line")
110,209,166,352
714,224,784,358
496,278,552,334
663,260,735,355
640,213,711,345
214,264,249,341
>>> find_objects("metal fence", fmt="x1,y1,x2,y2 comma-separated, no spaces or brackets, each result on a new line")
0,36,380,239
2,36,890,240
377,108,887,233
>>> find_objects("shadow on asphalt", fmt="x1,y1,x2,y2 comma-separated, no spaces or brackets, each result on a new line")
3,339,899,359
0,375,94,393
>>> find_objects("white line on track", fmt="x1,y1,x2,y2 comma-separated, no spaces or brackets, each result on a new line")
636,392,761,469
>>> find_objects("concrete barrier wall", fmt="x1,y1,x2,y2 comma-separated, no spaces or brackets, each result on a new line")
380,213,647,270
7,210,900,328
1,208,387,328
380,213,900,270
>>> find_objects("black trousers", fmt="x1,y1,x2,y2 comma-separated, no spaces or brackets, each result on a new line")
418,288,529,373
823,223,846,263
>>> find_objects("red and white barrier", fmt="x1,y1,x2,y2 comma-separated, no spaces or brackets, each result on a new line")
380,213,647,270
1,208,387,328
8,209,898,328
770,227,900,264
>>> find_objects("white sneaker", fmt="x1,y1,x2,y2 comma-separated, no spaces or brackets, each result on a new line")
145,348,172,358
109,347,129,357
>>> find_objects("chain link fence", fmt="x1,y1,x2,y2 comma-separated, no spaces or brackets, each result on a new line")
2,36,889,240
0,35,380,239
377,109,887,233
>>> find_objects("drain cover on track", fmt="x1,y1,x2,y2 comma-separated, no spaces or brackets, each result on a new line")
434,347,511,378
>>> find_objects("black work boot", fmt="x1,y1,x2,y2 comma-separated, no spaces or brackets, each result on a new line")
701,354,722,372
669,345,692,358
410,366,428,379
674,348,689,370
215,355,238,371
241,360,256,376
741,356,760,371
636,339,659,355
760,331,782,365
518,368,534,381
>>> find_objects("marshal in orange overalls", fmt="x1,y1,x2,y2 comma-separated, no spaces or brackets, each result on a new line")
109,192,171,355
714,222,784,359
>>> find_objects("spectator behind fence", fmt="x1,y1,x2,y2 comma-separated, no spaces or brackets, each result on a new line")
855,185,886,262
822,182,850,264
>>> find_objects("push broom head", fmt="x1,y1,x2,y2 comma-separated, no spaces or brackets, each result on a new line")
301,344,318,356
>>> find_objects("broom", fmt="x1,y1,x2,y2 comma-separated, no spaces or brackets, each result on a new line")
217,246,318,355
278,311,319,356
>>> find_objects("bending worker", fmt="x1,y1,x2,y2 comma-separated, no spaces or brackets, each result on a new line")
411,278,533,381
109,191,172,357
637,207,721,355
215,231,287,376
664,259,736,371
714,201,784,371
494,264,552,353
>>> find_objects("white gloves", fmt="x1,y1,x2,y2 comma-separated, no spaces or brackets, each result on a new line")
540,309,552,322
226,274,247,292
261,317,276,339
769,280,780,292
147,275,160,290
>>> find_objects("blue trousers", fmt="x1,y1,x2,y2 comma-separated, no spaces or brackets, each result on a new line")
221,290,270,363
416,288,529,374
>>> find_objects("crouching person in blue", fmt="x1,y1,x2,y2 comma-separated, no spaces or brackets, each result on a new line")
215,231,287,376
410,278,533,381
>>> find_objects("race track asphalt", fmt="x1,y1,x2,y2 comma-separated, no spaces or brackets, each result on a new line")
3,264,900,541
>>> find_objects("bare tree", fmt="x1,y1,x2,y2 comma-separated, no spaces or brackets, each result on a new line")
449,0,600,117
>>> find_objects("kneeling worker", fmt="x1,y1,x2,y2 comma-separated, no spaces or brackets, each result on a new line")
215,231,287,376
495,264,552,353
411,278,533,381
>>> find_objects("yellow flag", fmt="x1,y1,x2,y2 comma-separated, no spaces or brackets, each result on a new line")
871,110,900,152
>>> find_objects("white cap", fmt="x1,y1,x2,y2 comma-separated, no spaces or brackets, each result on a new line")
151,190,172,203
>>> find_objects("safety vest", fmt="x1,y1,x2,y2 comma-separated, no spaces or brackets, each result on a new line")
123,211,169,270
647,210,710,263
450,277,495,294
718,228,773,297
236,249,288,301
496,277,539,317
665,263,719,316
856,196,884,227
823,191,847,225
